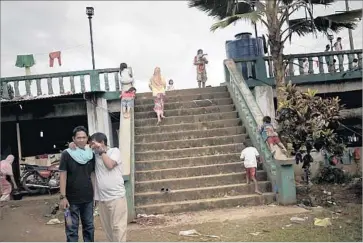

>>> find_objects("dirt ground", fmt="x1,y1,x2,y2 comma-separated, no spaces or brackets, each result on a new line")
0,183,361,242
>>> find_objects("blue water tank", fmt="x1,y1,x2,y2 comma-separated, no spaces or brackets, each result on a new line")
225,32,264,80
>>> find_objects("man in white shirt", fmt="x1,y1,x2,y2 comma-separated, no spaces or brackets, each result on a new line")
89,132,127,242
240,141,262,195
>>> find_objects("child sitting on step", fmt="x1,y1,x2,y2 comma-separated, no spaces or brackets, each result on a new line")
120,87,136,119
259,116,287,156
119,62,135,119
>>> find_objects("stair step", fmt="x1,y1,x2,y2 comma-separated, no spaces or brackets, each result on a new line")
134,104,235,119
134,98,233,112
135,134,247,152
135,171,267,193
135,118,242,135
135,111,238,127
135,182,272,206
135,153,241,170
135,92,230,105
135,126,246,144
136,162,242,181
135,193,275,215
136,86,227,99
135,143,245,161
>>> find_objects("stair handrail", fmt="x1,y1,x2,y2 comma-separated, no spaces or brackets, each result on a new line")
129,108,136,220
224,59,296,204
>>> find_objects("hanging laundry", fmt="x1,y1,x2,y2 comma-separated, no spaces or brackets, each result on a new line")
49,51,62,67
15,54,35,68
15,54,35,75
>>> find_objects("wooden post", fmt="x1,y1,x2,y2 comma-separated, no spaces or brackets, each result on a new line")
16,123,22,174
25,67,31,76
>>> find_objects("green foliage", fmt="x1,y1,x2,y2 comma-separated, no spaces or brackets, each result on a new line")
276,81,345,156
188,0,362,43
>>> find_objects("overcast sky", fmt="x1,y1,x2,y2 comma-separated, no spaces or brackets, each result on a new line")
1,1,362,93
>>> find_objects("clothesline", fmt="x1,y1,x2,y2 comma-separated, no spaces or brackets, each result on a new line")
0,44,89,57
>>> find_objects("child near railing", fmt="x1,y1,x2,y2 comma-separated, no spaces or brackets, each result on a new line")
119,62,135,119
120,87,136,119
259,116,288,157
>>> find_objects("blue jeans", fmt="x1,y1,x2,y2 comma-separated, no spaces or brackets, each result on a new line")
65,202,94,242
121,99,134,108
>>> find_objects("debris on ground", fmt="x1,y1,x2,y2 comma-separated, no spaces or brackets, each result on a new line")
281,224,292,229
135,213,166,226
46,218,62,225
50,203,59,215
290,216,308,223
179,229,201,237
249,232,262,236
314,217,332,227
93,207,99,217
178,229,220,239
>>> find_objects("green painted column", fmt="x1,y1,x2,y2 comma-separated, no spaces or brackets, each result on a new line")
276,161,297,205
125,179,135,222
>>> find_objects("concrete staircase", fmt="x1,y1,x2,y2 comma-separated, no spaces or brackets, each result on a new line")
134,86,274,215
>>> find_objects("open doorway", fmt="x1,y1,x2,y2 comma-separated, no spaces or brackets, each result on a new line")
1,121,20,183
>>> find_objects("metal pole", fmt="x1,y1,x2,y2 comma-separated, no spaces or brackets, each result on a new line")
253,5,259,55
345,0,354,50
254,23,259,55
88,17,96,70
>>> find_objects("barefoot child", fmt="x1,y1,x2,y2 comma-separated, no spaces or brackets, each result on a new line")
120,87,136,119
119,63,135,119
240,141,262,195
260,116,287,156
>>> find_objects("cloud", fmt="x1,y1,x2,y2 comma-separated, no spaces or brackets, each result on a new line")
1,1,362,93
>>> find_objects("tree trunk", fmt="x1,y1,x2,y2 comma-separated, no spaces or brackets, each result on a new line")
265,0,286,109
268,31,285,109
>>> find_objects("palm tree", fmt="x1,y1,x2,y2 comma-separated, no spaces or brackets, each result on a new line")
188,0,362,104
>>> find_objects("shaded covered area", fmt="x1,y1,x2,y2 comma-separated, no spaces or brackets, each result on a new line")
0,92,94,122
19,116,88,157
1,122,20,182
0,116,88,183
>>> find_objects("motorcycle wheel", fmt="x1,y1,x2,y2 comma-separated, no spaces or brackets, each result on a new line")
21,172,42,194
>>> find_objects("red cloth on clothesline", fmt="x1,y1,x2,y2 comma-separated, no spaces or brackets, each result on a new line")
49,51,62,67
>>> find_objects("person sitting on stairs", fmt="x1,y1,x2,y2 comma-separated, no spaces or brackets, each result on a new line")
240,141,262,195
119,62,135,119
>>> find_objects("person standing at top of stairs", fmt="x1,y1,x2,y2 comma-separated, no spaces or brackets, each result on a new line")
194,49,208,88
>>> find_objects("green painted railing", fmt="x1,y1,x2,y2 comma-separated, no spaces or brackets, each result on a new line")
125,109,136,221
1,49,361,99
0,68,119,98
234,49,362,87
224,59,296,205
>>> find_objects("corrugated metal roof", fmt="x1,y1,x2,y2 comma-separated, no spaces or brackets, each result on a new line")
0,91,105,104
